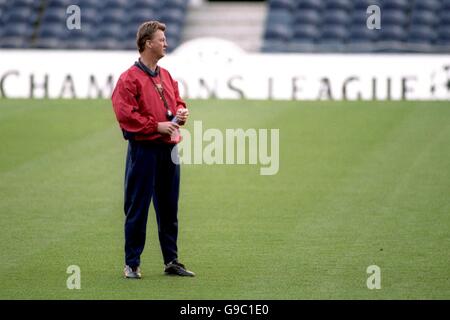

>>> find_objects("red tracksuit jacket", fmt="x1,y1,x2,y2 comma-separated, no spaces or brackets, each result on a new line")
111,64,186,144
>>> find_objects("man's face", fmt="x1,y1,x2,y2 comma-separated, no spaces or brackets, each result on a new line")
148,30,168,58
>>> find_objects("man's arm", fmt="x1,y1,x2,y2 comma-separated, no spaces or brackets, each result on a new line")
111,76,158,135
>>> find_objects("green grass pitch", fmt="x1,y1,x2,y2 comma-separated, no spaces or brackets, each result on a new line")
0,98,449,299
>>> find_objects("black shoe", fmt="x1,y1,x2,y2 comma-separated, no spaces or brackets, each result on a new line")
164,259,195,277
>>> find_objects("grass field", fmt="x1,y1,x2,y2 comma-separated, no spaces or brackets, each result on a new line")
0,98,449,299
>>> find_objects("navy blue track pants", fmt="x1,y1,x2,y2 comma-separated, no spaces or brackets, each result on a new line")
124,140,180,267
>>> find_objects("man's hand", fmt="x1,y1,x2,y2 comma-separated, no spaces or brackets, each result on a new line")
157,122,180,135
176,108,189,125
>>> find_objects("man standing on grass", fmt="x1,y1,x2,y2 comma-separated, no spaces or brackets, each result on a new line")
111,21,195,279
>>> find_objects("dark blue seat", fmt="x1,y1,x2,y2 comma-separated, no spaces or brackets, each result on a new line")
323,10,349,25
38,23,66,38
78,7,98,24
379,0,409,11
293,24,320,41
437,26,450,42
408,25,437,44
350,11,368,26
379,25,407,41
353,0,380,10
321,25,348,41
267,9,293,25
261,39,287,53
164,23,182,47
297,0,323,11
293,9,320,25
2,22,33,37
265,23,292,41
45,0,75,9
100,8,127,24
41,7,66,23
269,0,296,11
348,26,379,42
0,37,30,48
411,10,437,27
101,0,128,9
443,0,450,10
160,8,185,25
6,0,39,9
2,7,35,23
324,0,351,11
440,12,450,25
76,0,99,9
381,9,409,27
164,0,188,10
127,9,157,24
413,0,440,11
287,39,316,52
96,24,125,39
130,0,159,10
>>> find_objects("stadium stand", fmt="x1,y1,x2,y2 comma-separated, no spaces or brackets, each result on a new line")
0,0,188,51
0,0,449,53
262,0,450,53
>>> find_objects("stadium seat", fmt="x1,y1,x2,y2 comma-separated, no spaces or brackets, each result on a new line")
440,12,450,25
293,24,320,41
165,0,188,10
45,0,75,8
379,25,407,41
287,39,316,53
321,25,348,41
443,0,450,10
127,9,158,25
265,24,292,41
130,0,159,10
353,0,380,10
324,0,352,11
293,9,320,25
1,8,36,24
322,10,349,25
261,39,287,53
41,7,66,24
267,9,293,26
297,0,324,11
101,0,129,9
38,23,66,38
408,25,437,44
160,8,185,25
319,24,347,51
0,37,30,48
100,8,127,24
269,0,296,11
96,24,125,39
348,26,379,42
437,26,450,42
381,10,409,27
1,22,33,37
379,0,409,11
413,0,441,11
164,22,183,45
410,10,437,27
